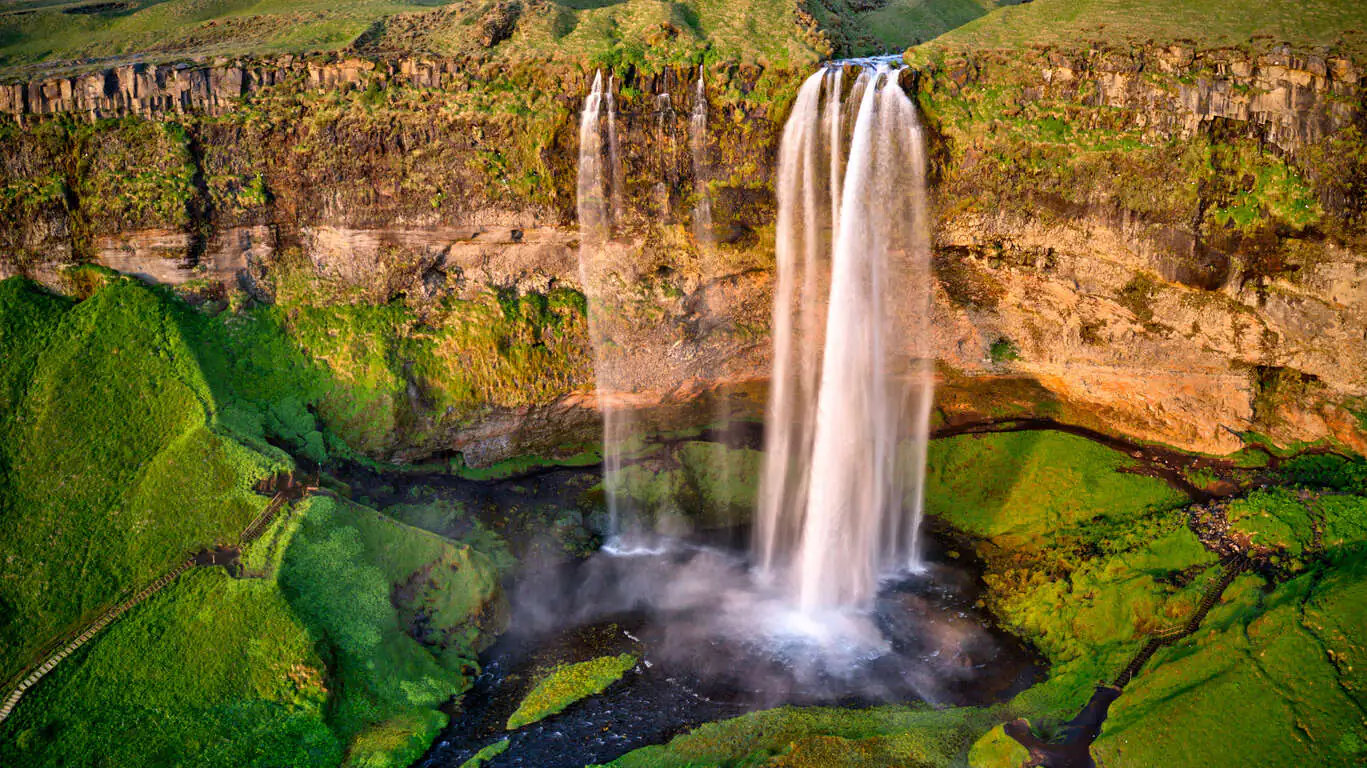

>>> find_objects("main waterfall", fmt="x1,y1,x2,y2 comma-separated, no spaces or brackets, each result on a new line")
756,60,935,611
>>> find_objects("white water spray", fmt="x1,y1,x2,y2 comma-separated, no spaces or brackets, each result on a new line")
756,60,935,611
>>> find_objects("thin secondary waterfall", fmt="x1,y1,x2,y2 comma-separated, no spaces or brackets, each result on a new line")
607,75,625,227
755,60,935,612
577,71,632,534
690,67,713,246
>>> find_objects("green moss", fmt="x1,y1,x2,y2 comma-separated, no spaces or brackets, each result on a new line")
605,440,762,529
1317,494,1367,550
0,569,342,768
460,739,511,768
0,276,279,680
1226,488,1315,555
279,496,505,746
448,447,602,481
924,430,1187,543
1279,454,1367,494
607,705,995,768
344,709,449,768
1088,556,1367,767
506,653,637,730
988,337,1020,363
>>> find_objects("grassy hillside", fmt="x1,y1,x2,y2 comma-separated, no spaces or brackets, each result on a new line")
0,569,343,767
913,0,1367,56
0,0,826,77
0,273,282,680
0,276,512,766
0,496,510,768
0,0,1041,79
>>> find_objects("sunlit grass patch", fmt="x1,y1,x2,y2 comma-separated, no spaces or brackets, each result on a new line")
506,652,637,730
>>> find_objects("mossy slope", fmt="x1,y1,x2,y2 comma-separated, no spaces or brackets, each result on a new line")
0,276,512,767
0,274,280,679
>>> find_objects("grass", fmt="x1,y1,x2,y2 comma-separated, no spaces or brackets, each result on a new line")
444,447,601,481
0,492,511,768
912,0,1367,57
923,430,1187,544
1090,552,1367,767
1226,488,1315,555
506,652,637,730
970,555,1367,767
950,431,1367,767
0,0,438,75
279,496,506,751
460,738,510,768
605,440,763,529
0,275,515,767
1279,453,1367,494
0,275,280,680
606,705,996,767
0,0,826,79
0,568,342,767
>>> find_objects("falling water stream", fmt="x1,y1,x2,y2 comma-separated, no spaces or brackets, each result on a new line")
756,59,936,611
690,67,713,247
577,71,634,535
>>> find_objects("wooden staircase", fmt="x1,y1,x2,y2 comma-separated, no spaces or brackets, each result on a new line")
0,486,296,726
1112,555,1249,688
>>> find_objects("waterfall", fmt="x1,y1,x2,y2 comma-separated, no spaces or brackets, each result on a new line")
655,91,676,219
755,60,935,612
606,75,625,227
690,67,713,247
577,71,633,536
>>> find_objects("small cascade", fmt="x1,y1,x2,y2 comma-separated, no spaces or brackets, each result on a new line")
690,66,713,247
606,75,625,227
655,91,676,219
576,70,633,535
755,59,935,612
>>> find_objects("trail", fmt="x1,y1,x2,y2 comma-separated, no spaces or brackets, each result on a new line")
0,475,308,726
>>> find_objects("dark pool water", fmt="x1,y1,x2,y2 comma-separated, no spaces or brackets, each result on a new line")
418,528,1041,768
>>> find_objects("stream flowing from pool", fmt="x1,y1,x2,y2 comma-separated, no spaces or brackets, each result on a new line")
757,58,936,611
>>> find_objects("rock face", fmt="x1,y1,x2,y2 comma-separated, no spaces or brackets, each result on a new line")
0,57,456,120
0,45,1363,460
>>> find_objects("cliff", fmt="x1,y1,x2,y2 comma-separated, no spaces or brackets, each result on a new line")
0,42,1363,461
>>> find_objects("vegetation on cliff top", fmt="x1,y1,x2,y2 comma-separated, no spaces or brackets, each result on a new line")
913,0,1367,56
